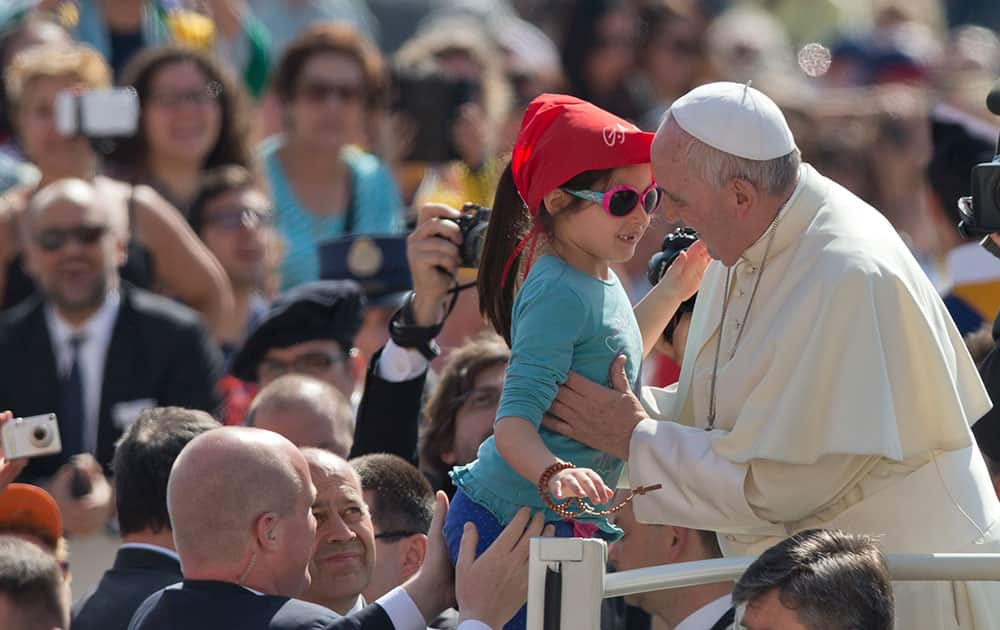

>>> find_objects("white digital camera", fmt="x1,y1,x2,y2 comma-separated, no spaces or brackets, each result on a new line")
1,413,62,459
54,88,139,138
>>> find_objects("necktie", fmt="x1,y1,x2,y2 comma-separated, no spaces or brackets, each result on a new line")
60,335,86,457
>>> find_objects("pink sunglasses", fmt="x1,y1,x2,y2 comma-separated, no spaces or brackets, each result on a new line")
562,182,663,217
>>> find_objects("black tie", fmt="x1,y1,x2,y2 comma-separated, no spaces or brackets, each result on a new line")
60,335,86,456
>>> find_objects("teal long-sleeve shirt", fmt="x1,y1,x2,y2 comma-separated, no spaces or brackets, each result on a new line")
451,256,643,538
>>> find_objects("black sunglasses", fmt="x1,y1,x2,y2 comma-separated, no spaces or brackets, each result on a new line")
297,81,365,104
35,225,108,251
203,207,274,231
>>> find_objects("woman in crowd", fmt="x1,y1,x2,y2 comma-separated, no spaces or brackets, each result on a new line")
106,44,253,216
0,42,232,334
263,21,404,290
559,0,643,122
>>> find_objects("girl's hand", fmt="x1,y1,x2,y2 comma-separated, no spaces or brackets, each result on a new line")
548,467,614,506
660,240,710,302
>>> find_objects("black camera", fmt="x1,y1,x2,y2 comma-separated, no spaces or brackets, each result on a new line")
648,227,699,343
647,227,699,287
957,80,1000,245
446,203,491,269
390,68,481,163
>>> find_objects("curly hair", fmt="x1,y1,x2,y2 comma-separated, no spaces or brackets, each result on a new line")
419,332,509,481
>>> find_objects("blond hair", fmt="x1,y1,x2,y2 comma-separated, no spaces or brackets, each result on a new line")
5,43,111,111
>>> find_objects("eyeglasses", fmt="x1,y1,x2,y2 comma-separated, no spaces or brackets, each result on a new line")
374,530,422,542
258,350,350,381
297,81,365,105
562,183,662,218
202,207,274,231
34,225,108,251
456,386,501,411
147,82,221,108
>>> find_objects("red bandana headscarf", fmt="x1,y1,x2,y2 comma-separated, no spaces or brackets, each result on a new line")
502,94,654,285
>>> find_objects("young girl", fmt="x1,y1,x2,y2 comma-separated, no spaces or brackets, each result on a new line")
442,94,708,628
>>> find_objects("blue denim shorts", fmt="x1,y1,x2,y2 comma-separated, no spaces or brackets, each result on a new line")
443,489,575,630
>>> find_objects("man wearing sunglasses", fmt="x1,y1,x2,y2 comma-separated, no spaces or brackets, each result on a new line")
230,280,365,406
0,178,221,536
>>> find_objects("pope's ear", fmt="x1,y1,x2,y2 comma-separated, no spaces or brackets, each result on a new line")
730,178,757,219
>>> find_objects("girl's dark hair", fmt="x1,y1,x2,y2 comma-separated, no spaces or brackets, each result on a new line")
478,161,612,345
107,45,252,173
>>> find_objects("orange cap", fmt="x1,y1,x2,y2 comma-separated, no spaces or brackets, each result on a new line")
0,483,62,548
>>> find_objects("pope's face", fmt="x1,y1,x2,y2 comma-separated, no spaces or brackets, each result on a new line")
652,121,739,265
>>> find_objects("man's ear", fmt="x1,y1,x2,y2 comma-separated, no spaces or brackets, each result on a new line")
254,512,281,550
441,450,457,466
399,533,428,581
731,178,757,220
542,188,572,215
666,526,688,562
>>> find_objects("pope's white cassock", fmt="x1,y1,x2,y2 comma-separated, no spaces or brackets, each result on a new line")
627,159,1000,627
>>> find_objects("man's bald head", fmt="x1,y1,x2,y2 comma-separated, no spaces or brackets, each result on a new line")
247,375,355,456
167,427,308,572
28,178,97,217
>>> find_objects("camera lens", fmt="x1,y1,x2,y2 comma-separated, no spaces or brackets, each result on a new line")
30,426,52,447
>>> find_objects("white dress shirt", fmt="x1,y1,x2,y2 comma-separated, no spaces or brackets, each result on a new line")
45,290,121,454
674,594,732,630
377,339,428,383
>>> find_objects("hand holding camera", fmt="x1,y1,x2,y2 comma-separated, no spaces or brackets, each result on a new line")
407,204,465,326
0,411,28,492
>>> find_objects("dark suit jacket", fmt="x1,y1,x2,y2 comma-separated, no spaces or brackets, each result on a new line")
1,285,222,480
710,607,735,630
349,347,426,465
972,312,1000,461
128,580,394,630
72,546,183,630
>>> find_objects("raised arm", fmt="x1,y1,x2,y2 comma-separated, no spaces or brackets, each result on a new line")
633,240,709,357
129,184,234,338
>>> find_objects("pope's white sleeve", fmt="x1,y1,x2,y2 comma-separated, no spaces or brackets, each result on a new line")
627,419,784,534
456,622,493,630
628,419,881,532
376,340,429,382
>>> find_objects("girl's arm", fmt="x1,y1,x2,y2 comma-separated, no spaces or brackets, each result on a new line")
494,416,612,504
633,240,710,357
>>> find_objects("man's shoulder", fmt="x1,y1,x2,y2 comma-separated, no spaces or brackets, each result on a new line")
72,569,181,630
0,295,42,332
269,597,343,629
122,287,207,333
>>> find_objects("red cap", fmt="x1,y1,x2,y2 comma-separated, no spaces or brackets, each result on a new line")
511,94,654,213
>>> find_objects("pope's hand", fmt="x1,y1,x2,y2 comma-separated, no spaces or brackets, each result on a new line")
543,355,647,460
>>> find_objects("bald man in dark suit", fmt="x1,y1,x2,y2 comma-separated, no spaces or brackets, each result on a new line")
128,427,549,630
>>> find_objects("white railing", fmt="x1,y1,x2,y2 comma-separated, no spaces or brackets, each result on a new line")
525,538,1000,630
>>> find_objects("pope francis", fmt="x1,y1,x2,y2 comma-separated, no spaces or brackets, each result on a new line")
544,82,1000,629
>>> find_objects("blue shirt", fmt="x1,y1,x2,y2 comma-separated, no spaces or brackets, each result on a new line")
451,256,643,538
260,137,404,290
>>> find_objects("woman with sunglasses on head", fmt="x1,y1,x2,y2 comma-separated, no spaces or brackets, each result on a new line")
262,22,404,290
105,44,253,218
0,42,232,336
441,94,709,630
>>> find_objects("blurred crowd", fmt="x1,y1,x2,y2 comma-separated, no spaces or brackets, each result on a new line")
0,0,998,629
